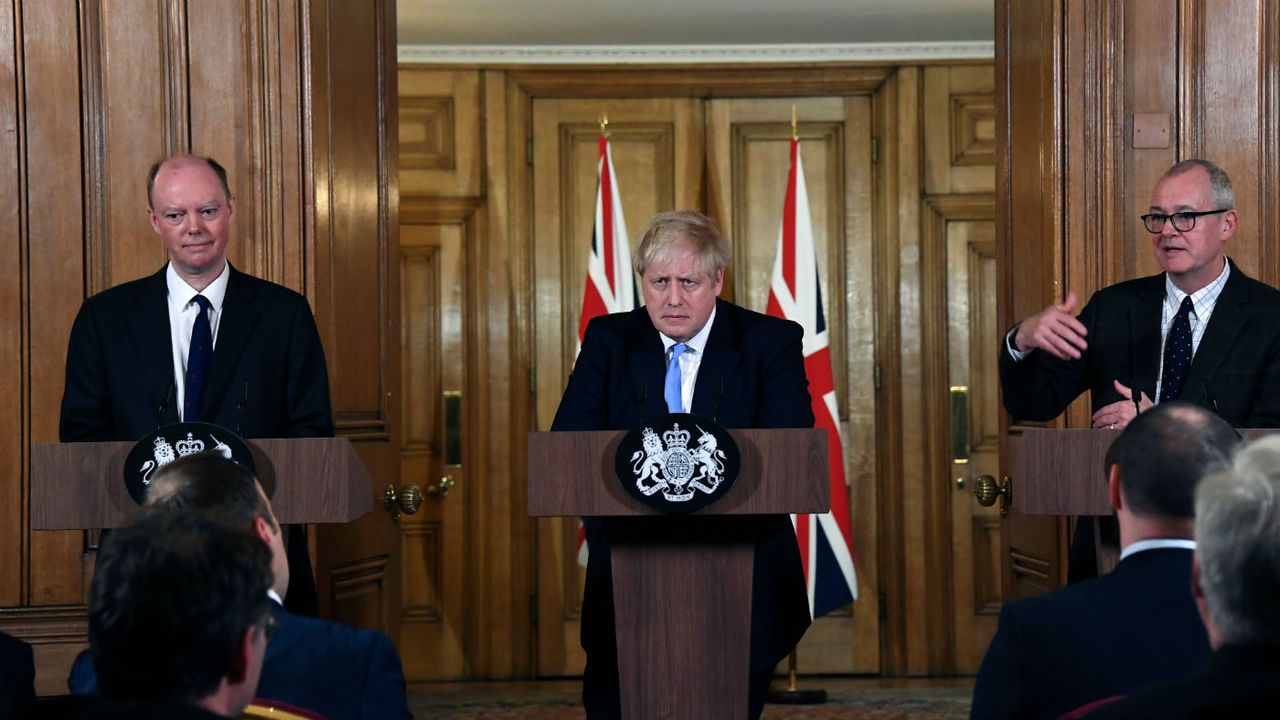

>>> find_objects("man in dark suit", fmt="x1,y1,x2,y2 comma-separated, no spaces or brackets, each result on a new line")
33,513,274,719
69,452,412,720
1084,434,1280,719
1000,158,1280,583
1000,159,1280,429
969,402,1239,720
0,630,34,718
552,210,813,720
58,153,332,614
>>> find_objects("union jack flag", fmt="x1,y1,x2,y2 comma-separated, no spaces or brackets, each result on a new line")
767,135,859,618
575,132,637,566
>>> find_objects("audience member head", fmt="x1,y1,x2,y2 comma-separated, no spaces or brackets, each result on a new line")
634,210,729,342
1193,435,1280,648
1109,402,1239,521
147,451,289,599
89,513,273,717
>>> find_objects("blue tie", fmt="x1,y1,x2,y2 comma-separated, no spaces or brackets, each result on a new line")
184,294,213,421
1159,296,1194,403
664,343,687,413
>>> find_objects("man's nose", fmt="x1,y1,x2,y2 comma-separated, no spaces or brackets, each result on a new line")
665,286,684,305
184,214,203,234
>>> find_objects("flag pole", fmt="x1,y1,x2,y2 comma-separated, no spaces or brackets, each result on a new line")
600,112,609,136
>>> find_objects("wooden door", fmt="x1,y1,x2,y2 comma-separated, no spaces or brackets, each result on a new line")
705,97,880,675
531,97,704,676
395,209,470,679
940,204,1000,673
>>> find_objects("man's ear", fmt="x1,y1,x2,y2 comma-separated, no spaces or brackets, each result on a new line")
227,626,255,684
253,516,274,545
1108,464,1124,511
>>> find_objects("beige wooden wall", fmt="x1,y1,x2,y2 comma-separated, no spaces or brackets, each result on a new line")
396,61,996,679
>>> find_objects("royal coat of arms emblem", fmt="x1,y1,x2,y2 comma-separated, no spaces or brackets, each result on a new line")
614,413,740,513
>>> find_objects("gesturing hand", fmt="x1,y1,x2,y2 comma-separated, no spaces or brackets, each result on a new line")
1013,291,1089,360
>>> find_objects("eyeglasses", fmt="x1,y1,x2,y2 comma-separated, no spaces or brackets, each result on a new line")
1140,208,1230,233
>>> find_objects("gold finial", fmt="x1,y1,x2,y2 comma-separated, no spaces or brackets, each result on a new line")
600,112,609,135
791,104,797,139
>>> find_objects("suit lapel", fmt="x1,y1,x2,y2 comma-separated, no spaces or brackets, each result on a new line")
692,301,740,421
1182,262,1249,398
202,265,262,418
131,268,180,424
1128,275,1165,401
625,309,668,420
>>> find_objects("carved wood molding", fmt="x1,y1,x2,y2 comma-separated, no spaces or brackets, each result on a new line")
505,65,895,98
0,606,88,644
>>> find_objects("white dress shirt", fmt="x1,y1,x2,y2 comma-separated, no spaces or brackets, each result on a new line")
166,261,230,420
658,307,717,413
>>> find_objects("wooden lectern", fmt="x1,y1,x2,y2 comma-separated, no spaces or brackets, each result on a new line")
30,437,372,529
1009,426,1275,515
528,427,829,720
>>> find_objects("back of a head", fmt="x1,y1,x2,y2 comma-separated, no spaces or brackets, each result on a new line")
147,451,272,533
1111,402,1240,518
1196,435,1280,645
89,512,272,702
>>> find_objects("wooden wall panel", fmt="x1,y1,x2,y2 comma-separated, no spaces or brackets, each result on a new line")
24,0,92,609
399,70,483,197
0,0,21,610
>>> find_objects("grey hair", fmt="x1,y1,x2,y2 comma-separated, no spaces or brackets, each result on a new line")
1165,159,1235,209
1195,435,1280,645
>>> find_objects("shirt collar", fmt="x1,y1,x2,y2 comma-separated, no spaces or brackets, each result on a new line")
267,588,284,606
659,305,717,356
1163,256,1230,309
1120,537,1196,561
166,261,230,311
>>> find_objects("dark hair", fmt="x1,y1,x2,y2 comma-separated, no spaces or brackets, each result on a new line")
146,155,232,209
147,452,274,534
90,512,272,701
1111,401,1241,518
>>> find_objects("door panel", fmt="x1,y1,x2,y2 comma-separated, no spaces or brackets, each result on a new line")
398,217,468,679
943,212,1000,673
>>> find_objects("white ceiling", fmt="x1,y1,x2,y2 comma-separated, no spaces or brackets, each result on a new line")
397,0,993,48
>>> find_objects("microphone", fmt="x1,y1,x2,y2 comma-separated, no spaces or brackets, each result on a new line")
236,380,249,435
709,377,725,422
156,378,174,427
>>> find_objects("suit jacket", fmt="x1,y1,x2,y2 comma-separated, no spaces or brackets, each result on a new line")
551,299,815,678
1000,262,1280,426
1081,643,1280,719
0,631,34,719
970,548,1210,720
68,603,411,720
59,264,334,442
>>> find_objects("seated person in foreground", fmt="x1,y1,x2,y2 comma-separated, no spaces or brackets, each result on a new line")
970,402,1239,720
0,631,34,718
69,452,411,720
1084,434,1280,718
32,513,273,719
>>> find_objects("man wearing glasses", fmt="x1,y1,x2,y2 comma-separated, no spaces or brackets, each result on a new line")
1000,158,1280,431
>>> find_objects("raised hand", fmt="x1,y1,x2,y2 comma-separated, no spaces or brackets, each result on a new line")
1013,291,1088,360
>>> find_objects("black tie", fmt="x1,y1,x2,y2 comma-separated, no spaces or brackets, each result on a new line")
1159,296,1194,403
184,295,213,421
